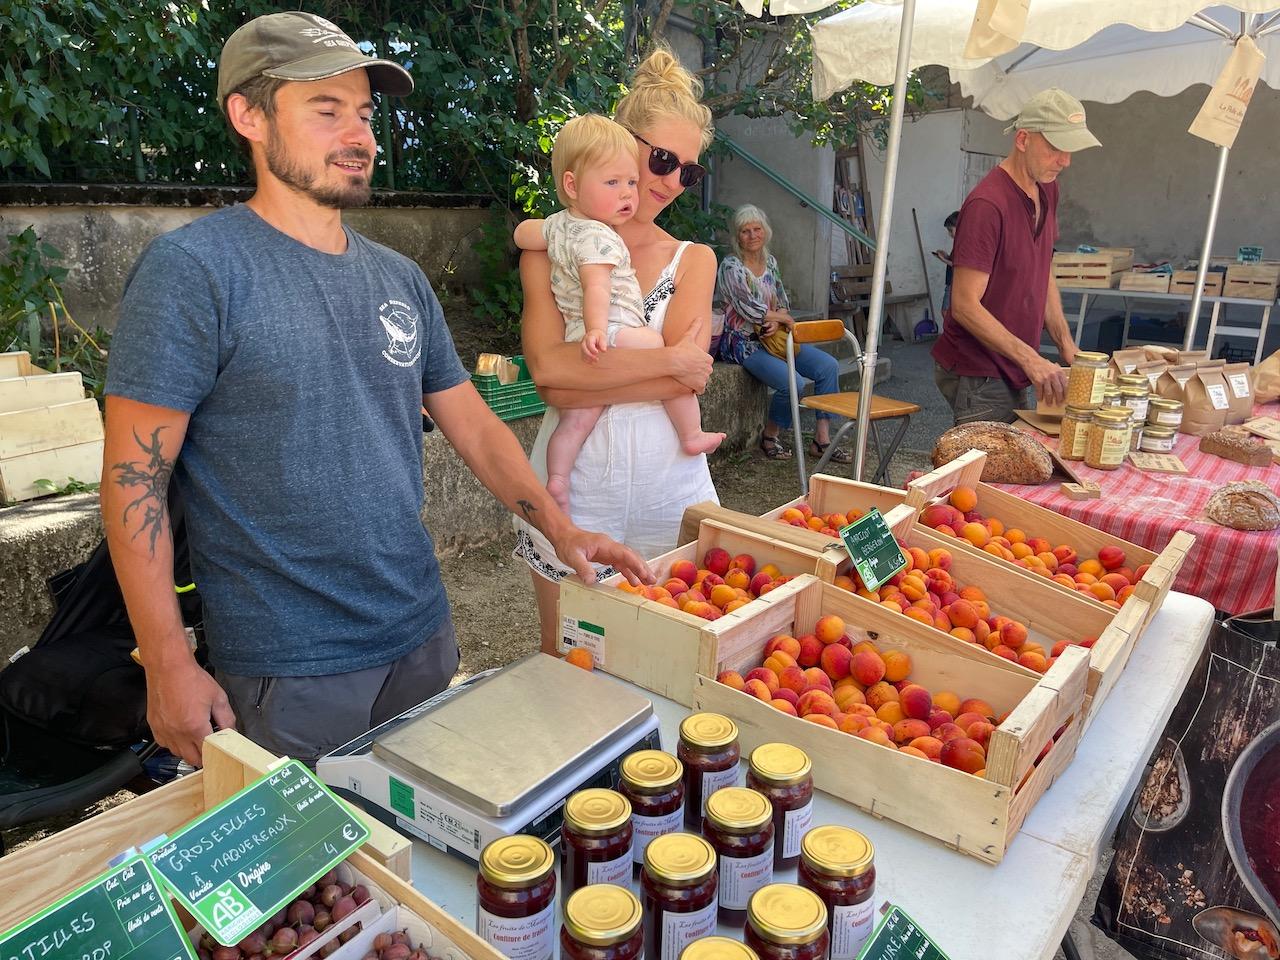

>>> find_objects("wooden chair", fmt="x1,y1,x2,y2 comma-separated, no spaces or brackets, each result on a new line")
785,319,920,492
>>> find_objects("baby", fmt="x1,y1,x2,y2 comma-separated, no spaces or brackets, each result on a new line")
516,114,722,511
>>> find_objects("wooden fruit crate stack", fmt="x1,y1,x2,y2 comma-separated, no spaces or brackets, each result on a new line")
1052,247,1134,288
1223,262,1280,300
1170,270,1224,298
0,351,104,503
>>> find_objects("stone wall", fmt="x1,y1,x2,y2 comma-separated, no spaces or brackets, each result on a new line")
0,184,495,333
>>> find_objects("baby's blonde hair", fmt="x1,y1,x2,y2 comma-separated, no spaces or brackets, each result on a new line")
552,114,639,208
614,45,714,152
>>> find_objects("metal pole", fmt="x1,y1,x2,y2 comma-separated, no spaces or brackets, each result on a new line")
853,0,917,482
1184,145,1231,350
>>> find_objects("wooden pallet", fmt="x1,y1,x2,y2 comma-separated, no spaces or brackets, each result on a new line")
694,576,1090,864
0,732,507,959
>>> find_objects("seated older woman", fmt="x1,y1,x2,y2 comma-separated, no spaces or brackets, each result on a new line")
715,204,847,462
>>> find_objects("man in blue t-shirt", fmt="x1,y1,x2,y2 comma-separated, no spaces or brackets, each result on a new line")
102,12,664,767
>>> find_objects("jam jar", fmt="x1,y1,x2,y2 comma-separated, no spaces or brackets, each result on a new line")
641,833,719,960
799,825,877,960
678,712,741,828
681,938,760,960
562,788,634,897
620,750,686,867
703,787,775,924
744,884,830,960
745,743,813,868
561,884,644,960
476,835,557,960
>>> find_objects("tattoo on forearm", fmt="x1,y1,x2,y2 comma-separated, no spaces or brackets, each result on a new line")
517,498,537,522
112,426,173,556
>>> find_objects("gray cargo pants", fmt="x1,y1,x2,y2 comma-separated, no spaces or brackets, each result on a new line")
934,364,1031,426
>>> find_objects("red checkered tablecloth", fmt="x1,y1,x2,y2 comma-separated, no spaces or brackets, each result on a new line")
990,403,1280,615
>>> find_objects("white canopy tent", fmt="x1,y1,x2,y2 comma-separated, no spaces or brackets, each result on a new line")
748,0,1279,477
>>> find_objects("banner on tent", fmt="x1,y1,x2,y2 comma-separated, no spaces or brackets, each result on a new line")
964,0,1030,60
1189,35,1265,149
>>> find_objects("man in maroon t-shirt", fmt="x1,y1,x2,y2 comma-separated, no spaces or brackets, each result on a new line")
933,89,1101,425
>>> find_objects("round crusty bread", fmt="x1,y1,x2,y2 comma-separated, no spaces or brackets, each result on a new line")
1204,481,1280,531
932,421,1053,484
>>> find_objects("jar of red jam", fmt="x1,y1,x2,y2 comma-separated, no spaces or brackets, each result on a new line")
641,833,719,960
562,788,634,897
703,786,775,924
744,884,830,960
476,835,557,960
678,712,741,829
746,743,813,869
798,825,876,960
681,938,761,960
560,884,644,960
620,750,685,867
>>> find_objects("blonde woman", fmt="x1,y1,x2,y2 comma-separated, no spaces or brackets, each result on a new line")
515,48,721,653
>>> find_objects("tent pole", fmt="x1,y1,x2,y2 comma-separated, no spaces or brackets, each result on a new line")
853,0,916,482
1184,145,1231,351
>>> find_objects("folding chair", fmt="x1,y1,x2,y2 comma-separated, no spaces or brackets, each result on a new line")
785,319,920,493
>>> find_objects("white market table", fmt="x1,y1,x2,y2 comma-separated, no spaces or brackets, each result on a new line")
403,592,1213,960
1058,285,1277,362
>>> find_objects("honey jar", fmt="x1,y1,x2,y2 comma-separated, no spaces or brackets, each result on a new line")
1066,351,1110,407
1101,383,1122,407
1140,424,1178,453
620,750,686,867
560,884,644,960
678,712,741,829
1147,397,1184,429
1085,408,1132,470
1120,384,1149,424
641,833,719,960
703,787,776,923
1058,405,1093,461
799,826,877,960
476,835,557,960
745,743,813,869
562,789,634,898
744,884,830,960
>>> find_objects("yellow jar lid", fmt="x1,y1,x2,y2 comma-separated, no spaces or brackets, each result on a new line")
1120,385,1148,397
1073,351,1109,364
1149,397,1183,409
747,884,828,946
680,712,739,750
749,743,812,786
1117,374,1149,388
479,835,554,888
644,833,717,884
621,750,683,791
801,825,874,878
1144,424,1178,438
705,786,772,832
1093,407,1132,424
681,938,761,960
1064,404,1095,418
563,884,642,946
564,789,631,836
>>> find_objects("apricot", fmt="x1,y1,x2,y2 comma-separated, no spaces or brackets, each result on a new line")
780,508,805,524
759,563,782,579
988,518,1005,538
932,721,966,743
1010,542,1034,560
797,634,823,668
960,522,989,547
960,698,996,719
889,716,929,744
833,686,866,711
833,574,857,592
966,720,995,747
807,516,826,531
744,667,779,694
730,553,756,576
1078,558,1104,577
763,652,795,674
932,611,953,632
723,599,749,614
852,650,887,686
973,619,991,644
802,668,834,693
941,737,987,774
856,726,893,747
864,680,900,711
716,670,746,690
773,688,800,708
655,596,680,609
724,569,751,591
803,713,839,729
948,486,978,513
880,649,912,683
797,689,838,718
1117,585,1135,603
899,684,933,721
927,709,953,730
927,548,952,570
769,698,798,716
663,578,690,596
1100,573,1130,594
876,702,906,724
1004,527,1026,544
815,614,846,645
1052,574,1076,588
669,558,699,585
952,711,984,731
907,547,931,571
706,585,735,609
1135,562,1151,581
921,503,954,528
744,679,773,701
1098,545,1125,570
820,644,853,681
1088,582,1116,602
563,647,594,671
949,627,976,643
909,735,944,760
1000,620,1029,648
991,644,1018,662
702,572,725,589
838,713,870,734
898,745,929,760
778,665,807,695
1035,552,1059,572
764,634,800,659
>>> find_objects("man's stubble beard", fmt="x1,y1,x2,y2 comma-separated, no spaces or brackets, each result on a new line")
264,127,372,209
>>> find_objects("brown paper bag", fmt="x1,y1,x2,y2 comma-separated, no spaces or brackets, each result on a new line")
1136,360,1168,391
1189,35,1265,149
1156,363,1197,402
1255,349,1280,402
1223,361,1254,424
1181,368,1232,435
1143,344,1180,363
964,0,1029,59
1110,348,1148,376
1178,350,1210,365
1196,357,1226,370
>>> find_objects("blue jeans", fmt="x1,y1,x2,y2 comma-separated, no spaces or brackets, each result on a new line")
742,343,841,430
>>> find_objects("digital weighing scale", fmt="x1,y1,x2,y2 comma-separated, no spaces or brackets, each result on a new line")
317,654,661,864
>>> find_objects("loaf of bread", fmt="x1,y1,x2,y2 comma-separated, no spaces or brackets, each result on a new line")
1199,430,1274,466
1204,481,1280,531
932,421,1053,484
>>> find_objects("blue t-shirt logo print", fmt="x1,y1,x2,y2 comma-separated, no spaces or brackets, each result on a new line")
379,299,421,367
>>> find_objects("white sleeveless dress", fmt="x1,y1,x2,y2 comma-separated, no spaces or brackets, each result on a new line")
513,240,720,579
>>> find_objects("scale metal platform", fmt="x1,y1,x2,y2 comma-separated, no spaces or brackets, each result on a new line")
317,654,661,863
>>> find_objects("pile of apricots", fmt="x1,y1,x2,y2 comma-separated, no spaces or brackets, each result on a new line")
717,617,1010,777
616,549,790,621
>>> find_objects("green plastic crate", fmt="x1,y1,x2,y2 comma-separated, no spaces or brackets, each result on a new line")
471,355,546,422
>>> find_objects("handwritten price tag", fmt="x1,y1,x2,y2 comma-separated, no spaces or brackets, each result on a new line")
1127,452,1188,474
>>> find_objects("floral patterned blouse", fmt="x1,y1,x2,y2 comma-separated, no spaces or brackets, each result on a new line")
715,253,790,365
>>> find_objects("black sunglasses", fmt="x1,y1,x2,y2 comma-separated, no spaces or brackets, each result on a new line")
633,133,706,188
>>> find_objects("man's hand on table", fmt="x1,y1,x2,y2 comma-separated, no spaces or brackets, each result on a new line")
1026,355,1069,406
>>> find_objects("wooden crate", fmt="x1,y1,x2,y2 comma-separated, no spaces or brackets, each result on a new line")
1170,270,1224,298
1053,248,1134,288
0,397,104,503
0,371,85,415
558,518,847,706
694,576,1091,864
1223,263,1280,300
1118,272,1171,294
0,732,501,959
0,351,35,379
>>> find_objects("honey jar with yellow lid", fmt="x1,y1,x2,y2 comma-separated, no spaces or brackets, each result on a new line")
1085,407,1132,470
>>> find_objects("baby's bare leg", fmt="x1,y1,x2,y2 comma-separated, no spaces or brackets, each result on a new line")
546,405,604,511
611,327,725,456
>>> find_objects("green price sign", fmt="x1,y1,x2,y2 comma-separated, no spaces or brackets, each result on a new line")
856,905,951,960
1238,245,1264,263
838,508,907,592
148,760,368,946
0,855,195,960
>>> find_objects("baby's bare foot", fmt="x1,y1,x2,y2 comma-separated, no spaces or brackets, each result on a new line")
682,432,725,457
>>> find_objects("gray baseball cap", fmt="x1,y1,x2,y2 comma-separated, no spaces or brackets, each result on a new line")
217,11,413,111
1004,88,1101,152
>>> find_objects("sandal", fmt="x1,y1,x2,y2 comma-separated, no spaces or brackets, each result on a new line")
811,440,853,465
759,435,792,460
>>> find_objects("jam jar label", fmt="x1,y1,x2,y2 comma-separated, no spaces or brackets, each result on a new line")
718,846,775,910
700,767,740,816
660,901,718,960
586,850,633,888
477,900,555,960
631,807,685,863
782,799,814,859
830,899,877,960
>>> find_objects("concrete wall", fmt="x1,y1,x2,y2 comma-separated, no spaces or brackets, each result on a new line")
0,185,493,333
